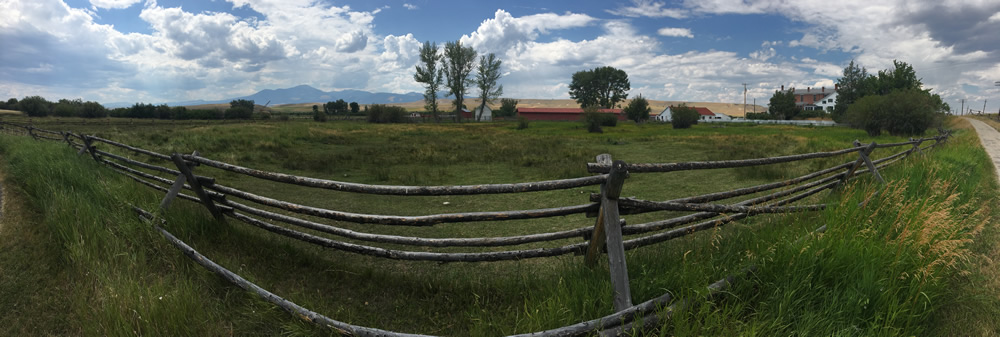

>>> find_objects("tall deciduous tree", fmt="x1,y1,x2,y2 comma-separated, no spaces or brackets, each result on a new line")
475,53,503,121
568,66,630,109
442,40,477,117
414,41,444,119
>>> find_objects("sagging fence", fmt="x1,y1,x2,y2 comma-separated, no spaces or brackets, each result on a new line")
0,120,950,336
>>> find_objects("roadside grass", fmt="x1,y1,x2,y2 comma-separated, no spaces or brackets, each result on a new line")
0,117,989,335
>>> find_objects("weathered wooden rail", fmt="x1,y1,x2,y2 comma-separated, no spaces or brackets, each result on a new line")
0,121,950,336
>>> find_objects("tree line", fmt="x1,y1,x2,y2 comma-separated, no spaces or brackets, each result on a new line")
0,96,269,120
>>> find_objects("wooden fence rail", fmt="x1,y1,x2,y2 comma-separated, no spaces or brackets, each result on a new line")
0,121,951,336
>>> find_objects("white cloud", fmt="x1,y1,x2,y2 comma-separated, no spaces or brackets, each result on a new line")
89,0,141,9
657,27,693,38
459,9,595,57
403,3,418,10
607,0,687,18
335,30,368,53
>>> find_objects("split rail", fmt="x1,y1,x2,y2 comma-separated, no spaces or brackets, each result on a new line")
0,120,950,336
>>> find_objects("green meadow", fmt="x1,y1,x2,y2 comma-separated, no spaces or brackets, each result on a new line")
0,117,996,336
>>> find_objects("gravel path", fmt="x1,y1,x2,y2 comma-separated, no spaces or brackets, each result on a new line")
965,118,1000,180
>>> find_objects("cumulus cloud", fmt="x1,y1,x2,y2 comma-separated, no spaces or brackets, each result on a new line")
89,0,141,9
657,27,693,38
138,5,291,70
403,3,418,10
666,0,1000,103
607,0,687,18
335,30,368,53
459,9,595,57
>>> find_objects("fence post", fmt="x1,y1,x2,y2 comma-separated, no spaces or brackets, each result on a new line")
856,141,885,185
170,152,226,222
585,155,633,311
909,138,924,155
836,140,879,187
77,135,101,162
61,132,74,147
586,154,613,266
160,151,200,213
25,126,38,141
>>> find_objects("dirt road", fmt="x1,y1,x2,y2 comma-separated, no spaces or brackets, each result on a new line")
965,118,1000,179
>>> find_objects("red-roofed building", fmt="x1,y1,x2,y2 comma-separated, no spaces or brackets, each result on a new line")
516,108,625,121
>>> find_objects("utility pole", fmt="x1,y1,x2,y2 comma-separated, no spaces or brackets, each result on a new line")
742,83,748,117
961,99,965,116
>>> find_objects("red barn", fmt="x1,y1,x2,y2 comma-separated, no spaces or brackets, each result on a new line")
516,108,625,121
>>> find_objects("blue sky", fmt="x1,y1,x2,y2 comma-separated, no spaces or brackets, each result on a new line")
2,0,999,112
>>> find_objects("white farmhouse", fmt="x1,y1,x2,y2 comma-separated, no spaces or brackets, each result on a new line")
655,106,730,122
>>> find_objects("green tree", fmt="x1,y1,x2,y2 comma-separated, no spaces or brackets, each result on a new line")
872,60,922,96
19,96,52,117
623,94,651,123
443,40,477,116
230,99,255,111
768,89,799,120
833,60,871,122
497,98,518,118
349,102,360,114
80,101,107,118
846,88,944,137
312,104,326,122
414,41,444,120
475,53,503,121
671,104,699,129
569,66,630,109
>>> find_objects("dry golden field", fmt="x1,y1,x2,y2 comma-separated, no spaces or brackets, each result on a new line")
269,98,766,117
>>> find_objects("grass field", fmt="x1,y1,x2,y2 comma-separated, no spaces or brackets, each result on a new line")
269,98,767,117
0,116,995,336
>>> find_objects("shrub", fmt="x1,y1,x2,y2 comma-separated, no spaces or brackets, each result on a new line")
582,107,617,133
19,96,51,117
224,106,253,119
671,104,699,129
366,104,406,123
516,116,529,130
845,88,944,136
498,98,518,118
624,94,651,123
313,108,327,122
52,102,76,117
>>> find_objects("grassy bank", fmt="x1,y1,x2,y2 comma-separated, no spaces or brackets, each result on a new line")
0,118,994,335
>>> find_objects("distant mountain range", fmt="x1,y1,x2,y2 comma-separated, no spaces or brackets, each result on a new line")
106,85,426,108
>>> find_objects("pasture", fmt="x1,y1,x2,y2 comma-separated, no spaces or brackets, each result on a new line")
0,116,996,336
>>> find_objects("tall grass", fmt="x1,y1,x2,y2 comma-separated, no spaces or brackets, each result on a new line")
0,119,993,335
659,126,997,335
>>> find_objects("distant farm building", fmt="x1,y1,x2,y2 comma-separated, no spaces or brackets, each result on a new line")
778,85,838,112
654,106,731,122
516,108,625,121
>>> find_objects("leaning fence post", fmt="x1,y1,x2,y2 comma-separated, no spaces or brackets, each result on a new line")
170,152,226,221
857,141,885,184
586,155,633,311
160,151,200,213
836,140,879,187
77,135,101,162
25,126,38,141
586,154,613,266
908,138,924,155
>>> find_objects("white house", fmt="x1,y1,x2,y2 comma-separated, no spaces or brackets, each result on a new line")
655,106,731,122
813,91,838,112
474,105,492,121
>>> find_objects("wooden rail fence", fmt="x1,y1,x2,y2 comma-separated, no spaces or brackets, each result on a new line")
0,120,950,336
